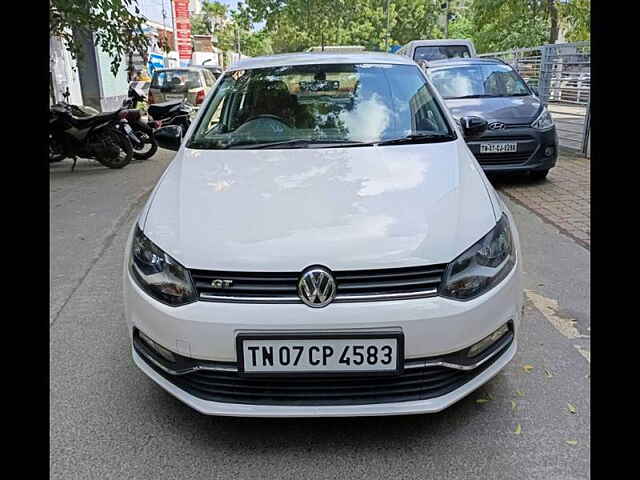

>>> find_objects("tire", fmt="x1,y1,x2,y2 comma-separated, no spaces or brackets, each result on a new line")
132,128,158,160
530,169,549,181
96,127,132,169
49,134,65,162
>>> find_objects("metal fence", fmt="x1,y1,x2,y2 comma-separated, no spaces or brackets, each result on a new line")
478,41,590,157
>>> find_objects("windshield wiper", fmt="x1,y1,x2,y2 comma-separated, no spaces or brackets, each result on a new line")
376,133,455,146
223,139,371,149
446,94,501,99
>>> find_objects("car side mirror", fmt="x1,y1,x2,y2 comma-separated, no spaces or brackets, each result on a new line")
459,116,488,138
155,125,183,151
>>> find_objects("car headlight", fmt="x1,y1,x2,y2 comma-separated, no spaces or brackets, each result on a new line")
440,214,516,301
129,225,196,306
531,108,554,130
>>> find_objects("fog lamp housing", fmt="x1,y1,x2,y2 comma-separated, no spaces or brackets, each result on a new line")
544,146,554,157
467,323,510,358
139,330,176,363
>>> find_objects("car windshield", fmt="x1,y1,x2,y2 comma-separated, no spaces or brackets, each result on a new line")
188,63,454,149
414,46,471,61
429,64,531,99
151,70,201,92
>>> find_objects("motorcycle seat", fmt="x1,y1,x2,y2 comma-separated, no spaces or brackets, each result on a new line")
148,101,182,119
67,110,120,129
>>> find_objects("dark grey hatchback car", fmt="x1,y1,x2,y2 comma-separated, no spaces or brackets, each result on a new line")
426,58,558,180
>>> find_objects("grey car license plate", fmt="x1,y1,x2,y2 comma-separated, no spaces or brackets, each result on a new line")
480,142,517,153
237,333,403,375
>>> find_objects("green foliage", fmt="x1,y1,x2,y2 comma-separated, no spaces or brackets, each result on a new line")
191,1,228,35
50,0,149,77
246,0,444,53
558,0,590,42
471,0,550,52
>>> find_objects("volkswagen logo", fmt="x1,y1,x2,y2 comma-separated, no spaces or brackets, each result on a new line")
488,121,505,130
298,266,336,308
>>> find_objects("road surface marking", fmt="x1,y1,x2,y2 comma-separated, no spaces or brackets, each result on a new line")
524,289,589,340
574,345,591,363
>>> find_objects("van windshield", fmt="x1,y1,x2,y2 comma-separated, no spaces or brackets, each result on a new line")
414,46,471,61
188,63,454,149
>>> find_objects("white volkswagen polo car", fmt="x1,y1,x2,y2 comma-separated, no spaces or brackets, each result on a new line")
123,52,522,417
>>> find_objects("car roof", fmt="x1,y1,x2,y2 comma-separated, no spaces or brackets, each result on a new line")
407,39,474,48
426,57,509,68
227,52,416,71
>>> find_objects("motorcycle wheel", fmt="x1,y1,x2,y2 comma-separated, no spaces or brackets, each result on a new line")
97,128,133,169
132,129,158,160
49,134,65,162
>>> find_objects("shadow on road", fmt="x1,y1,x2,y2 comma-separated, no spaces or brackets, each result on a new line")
486,172,548,190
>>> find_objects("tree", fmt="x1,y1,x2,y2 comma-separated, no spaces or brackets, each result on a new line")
558,0,590,42
191,1,228,35
50,0,149,76
471,0,550,52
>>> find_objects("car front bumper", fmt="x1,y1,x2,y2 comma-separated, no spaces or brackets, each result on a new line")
467,126,558,174
123,249,522,416
132,339,517,417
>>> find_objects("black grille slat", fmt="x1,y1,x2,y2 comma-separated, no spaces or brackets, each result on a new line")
195,281,296,293
337,277,441,291
187,370,456,392
475,153,531,165
334,267,446,281
192,264,447,302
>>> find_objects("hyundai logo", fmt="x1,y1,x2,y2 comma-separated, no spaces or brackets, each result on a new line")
298,267,336,308
488,121,505,130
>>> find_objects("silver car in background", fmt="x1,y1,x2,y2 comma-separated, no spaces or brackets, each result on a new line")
148,66,216,107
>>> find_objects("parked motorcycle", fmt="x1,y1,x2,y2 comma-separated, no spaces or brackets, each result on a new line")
147,100,193,134
49,102,133,170
120,84,160,159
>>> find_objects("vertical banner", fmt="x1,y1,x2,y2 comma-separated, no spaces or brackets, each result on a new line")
173,0,192,62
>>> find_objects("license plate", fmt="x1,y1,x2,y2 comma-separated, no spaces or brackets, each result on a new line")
237,333,403,375
166,94,184,101
480,142,517,153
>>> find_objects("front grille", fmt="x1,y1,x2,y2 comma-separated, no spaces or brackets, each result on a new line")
475,152,532,165
190,264,447,304
136,334,512,406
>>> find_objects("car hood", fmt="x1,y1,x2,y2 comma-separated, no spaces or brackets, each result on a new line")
142,142,498,271
444,96,542,125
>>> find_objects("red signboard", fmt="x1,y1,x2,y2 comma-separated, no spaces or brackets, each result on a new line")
173,0,191,60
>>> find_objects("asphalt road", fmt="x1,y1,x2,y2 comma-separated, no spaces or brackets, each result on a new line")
50,152,590,479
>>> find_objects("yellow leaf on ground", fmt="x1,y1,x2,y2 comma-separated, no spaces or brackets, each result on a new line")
567,403,577,414
476,398,489,404
511,400,517,411
523,365,534,373
566,440,578,446
516,390,524,397
514,424,522,435
544,368,553,378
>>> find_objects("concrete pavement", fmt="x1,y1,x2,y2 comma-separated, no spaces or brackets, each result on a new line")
50,152,590,479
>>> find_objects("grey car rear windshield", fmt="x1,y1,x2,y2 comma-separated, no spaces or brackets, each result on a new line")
151,70,201,92
429,64,531,99
188,63,453,149
414,46,471,61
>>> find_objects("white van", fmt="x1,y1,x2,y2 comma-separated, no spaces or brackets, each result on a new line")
396,39,476,62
